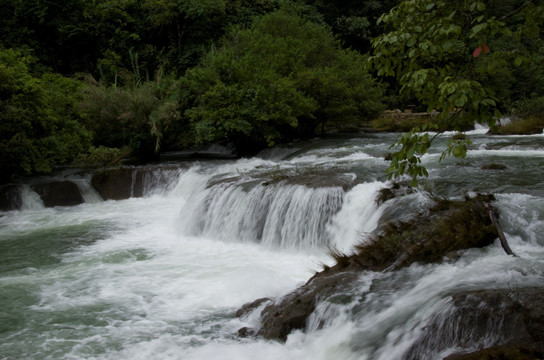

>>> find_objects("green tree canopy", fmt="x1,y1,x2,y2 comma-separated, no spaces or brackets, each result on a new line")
179,6,384,152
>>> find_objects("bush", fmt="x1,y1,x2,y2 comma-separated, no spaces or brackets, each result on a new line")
512,96,544,119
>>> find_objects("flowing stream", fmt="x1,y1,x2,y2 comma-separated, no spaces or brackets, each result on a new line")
1,130,543,359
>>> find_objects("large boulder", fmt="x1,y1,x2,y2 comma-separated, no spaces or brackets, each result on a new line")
32,181,84,207
242,195,499,342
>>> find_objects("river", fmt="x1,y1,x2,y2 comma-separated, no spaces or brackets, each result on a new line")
1,129,543,359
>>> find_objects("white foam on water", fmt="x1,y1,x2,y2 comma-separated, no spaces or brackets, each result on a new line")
328,181,386,253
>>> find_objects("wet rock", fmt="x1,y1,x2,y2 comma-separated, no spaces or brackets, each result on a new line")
91,166,187,200
0,185,23,211
283,173,355,191
236,298,271,318
257,271,360,341
375,181,413,205
91,168,143,200
259,171,356,191
481,163,508,170
237,327,256,338
32,181,84,207
438,288,544,360
255,195,498,342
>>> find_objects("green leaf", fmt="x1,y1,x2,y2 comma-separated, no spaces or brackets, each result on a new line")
471,23,487,36
455,94,467,107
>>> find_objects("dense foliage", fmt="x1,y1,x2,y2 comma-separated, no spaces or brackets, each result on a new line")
0,0,542,182
179,8,384,150
0,49,90,182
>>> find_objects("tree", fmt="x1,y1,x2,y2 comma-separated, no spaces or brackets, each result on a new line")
179,6,384,152
371,0,544,184
0,49,91,181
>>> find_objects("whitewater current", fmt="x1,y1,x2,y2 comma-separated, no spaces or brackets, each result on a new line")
1,130,543,359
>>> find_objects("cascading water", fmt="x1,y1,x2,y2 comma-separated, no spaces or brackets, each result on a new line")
1,131,543,359
179,181,345,249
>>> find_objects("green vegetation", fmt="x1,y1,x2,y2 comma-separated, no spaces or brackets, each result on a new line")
372,0,544,183
0,0,542,183
179,7,384,150
0,49,91,182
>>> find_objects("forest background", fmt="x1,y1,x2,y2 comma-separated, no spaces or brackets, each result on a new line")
1,0,543,183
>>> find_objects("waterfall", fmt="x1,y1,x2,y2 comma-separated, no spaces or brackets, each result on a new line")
177,179,346,249
19,185,45,210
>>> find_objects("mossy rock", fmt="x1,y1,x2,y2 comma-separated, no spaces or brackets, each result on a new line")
375,181,413,205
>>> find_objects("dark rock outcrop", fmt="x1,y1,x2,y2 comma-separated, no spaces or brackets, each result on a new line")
32,181,84,207
0,185,23,211
91,168,141,200
244,195,499,342
257,271,360,341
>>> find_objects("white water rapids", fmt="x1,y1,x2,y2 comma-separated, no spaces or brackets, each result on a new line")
1,132,543,359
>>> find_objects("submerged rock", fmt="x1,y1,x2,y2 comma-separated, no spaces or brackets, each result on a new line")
481,163,508,170
244,194,499,342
